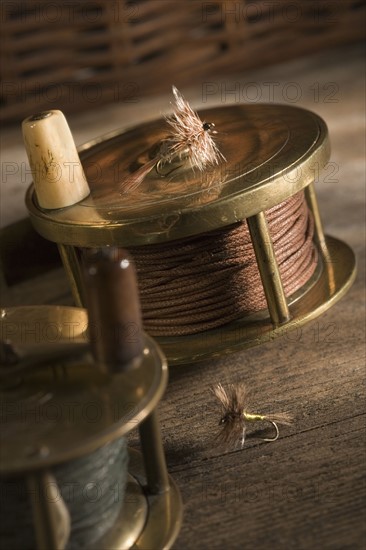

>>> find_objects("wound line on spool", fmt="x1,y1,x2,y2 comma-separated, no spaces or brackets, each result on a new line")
25,104,357,363
128,190,316,336
0,275,181,547
0,438,129,550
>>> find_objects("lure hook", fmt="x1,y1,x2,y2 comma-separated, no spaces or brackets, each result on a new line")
155,159,182,177
260,420,280,442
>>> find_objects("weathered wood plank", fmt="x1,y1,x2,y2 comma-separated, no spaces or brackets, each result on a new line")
1,44,365,550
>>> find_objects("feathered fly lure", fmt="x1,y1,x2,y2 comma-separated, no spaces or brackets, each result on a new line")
212,383,293,449
161,85,225,171
119,86,225,193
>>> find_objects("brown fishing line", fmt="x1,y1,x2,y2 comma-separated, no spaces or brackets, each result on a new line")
129,191,317,336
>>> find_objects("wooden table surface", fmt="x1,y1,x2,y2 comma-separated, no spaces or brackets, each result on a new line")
1,44,365,549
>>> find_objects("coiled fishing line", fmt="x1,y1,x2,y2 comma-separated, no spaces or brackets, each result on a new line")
129,190,317,336
0,437,128,550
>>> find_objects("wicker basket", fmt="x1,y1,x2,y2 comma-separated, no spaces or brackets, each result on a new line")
1,0,365,123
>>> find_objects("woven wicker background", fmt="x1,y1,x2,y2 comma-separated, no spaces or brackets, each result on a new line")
1,0,365,123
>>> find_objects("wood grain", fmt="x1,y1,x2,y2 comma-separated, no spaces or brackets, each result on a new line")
1,46,365,549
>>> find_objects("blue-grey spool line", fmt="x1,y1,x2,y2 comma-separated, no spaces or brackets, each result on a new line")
0,437,128,549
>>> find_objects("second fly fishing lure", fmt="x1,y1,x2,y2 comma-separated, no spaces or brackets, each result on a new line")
213,383,293,449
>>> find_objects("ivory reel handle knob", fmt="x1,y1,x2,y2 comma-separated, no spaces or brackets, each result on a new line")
22,110,90,209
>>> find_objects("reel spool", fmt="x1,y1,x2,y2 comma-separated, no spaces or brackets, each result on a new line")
25,104,356,365
0,279,182,549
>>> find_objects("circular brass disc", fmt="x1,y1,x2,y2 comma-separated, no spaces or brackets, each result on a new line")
97,449,182,550
157,235,356,365
131,448,182,550
95,473,148,550
0,306,167,474
26,104,329,246
95,472,149,550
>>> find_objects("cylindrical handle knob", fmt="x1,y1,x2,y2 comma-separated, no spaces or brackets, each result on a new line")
82,248,144,372
22,110,90,209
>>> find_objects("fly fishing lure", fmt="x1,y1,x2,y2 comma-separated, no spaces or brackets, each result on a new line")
212,383,293,449
161,85,225,171
119,86,225,193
